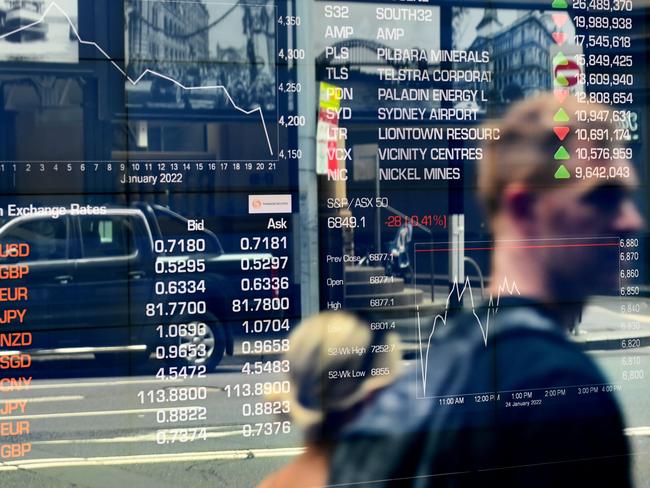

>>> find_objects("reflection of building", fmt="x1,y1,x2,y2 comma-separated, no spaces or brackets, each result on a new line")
215,45,246,63
242,5,275,77
3,0,48,42
461,9,555,102
127,0,209,62
316,39,442,112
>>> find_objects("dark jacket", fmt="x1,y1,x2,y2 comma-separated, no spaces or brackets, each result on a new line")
329,299,631,487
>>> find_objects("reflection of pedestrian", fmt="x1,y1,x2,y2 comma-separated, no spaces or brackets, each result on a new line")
330,94,642,486
387,222,413,280
258,312,401,488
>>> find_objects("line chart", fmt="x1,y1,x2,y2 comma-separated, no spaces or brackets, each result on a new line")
413,236,622,397
416,276,521,396
0,1,274,156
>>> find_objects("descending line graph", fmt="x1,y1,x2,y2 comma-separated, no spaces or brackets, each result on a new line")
416,276,521,396
0,1,274,156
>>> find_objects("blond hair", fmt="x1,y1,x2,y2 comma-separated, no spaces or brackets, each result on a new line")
274,312,401,443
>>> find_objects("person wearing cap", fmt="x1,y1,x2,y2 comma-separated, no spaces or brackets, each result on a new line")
328,94,642,486
257,311,401,488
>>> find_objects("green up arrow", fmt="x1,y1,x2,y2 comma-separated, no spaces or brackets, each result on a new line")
554,108,570,122
554,146,571,160
553,51,569,66
554,164,571,179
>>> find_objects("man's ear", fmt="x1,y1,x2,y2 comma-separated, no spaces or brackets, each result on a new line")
502,184,536,222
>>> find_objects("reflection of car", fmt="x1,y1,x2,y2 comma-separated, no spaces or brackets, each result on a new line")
0,203,273,370
150,78,183,105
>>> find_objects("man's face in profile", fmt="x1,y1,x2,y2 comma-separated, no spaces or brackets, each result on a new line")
530,144,643,298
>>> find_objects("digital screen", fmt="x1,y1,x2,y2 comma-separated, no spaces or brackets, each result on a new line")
0,0,648,486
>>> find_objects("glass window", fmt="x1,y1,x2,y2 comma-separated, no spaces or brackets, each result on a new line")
80,216,137,258
1,217,68,262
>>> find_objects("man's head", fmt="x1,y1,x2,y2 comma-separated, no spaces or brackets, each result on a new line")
479,94,643,301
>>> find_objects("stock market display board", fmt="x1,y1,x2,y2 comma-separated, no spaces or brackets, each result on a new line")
0,0,648,487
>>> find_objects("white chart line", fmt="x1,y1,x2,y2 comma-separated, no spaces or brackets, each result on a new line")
0,1,274,156
417,277,521,395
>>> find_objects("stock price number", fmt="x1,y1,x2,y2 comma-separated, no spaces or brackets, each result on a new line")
574,166,631,179
575,127,632,142
576,109,634,123
156,427,207,444
224,381,291,398
155,406,208,424
155,365,207,381
155,279,206,296
573,0,633,10
622,369,645,381
155,343,208,361
243,421,291,437
278,149,303,160
620,251,640,261
575,34,631,48
279,115,306,127
154,238,206,254
277,82,302,93
577,54,633,68
621,337,642,349
575,146,632,161
156,322,208,339
232,297,290,313
137,386,208,404
155,258,205,274
576,91,633,105
573,15,633,30
328,216,366,229
146,301,207,317
278,49,306,61
241,339,290,355
277,15,301,26
241,256,289,271
621,238,640,248
242,360,291,375
240,236,288,251
621,355,644,382
576,73,634,87
242,319,290,334
620,286,640,296
242,401,291,417
621,268,640,279
241,276,290,292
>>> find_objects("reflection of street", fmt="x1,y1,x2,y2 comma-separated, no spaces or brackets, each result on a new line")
0,359,302,487
5,325,650,487
576,295,650,347
593,349,650,488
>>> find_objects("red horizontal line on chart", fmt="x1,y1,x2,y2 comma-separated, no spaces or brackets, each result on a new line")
415,242,620,253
